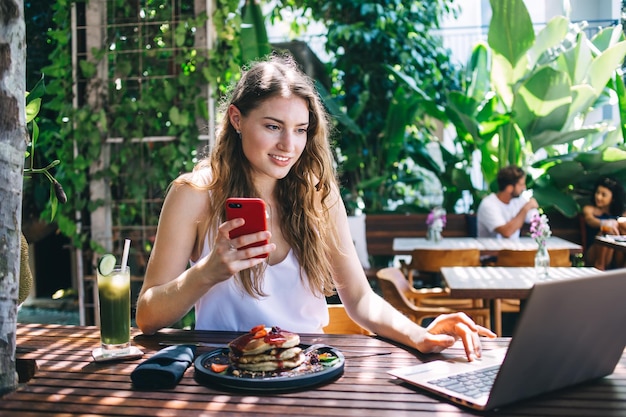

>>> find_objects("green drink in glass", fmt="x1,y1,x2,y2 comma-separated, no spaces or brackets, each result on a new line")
97,262,131,356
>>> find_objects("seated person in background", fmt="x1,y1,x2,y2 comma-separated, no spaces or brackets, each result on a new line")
477,165,539,239
582,176,626,270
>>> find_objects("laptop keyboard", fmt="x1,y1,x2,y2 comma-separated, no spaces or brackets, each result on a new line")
428,365,500,399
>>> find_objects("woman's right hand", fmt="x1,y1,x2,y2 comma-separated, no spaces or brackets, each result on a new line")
600,219,619,235
197,218,275,284
418,312,496,362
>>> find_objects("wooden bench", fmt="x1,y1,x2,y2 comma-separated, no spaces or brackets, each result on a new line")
365,213,474,259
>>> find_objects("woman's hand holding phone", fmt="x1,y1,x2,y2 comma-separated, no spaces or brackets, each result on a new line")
225,198,270,259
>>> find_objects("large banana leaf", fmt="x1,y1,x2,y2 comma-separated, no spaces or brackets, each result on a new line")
527,16,569,69
588,40,626,92
514,66,571,139
445,92,483,142
529,126,607,150
315,81,364,137
382,86,422,165
591,25,626,52
466,42,490,101
615,75,626,141
532,181,579,217
241,0,271,64
488,0,534,67
557,31,592,86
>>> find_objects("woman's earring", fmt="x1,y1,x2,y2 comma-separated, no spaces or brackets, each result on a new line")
236,130,241,138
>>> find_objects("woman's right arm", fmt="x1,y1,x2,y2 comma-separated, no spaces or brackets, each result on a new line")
135,181,216,334
135,180,275,335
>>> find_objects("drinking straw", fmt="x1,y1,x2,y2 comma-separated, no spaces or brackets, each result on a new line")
121,239,131,270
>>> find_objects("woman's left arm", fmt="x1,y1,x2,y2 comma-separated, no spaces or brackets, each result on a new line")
328,192,495,361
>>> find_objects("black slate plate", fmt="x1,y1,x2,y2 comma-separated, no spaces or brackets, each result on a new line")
194,344,344,391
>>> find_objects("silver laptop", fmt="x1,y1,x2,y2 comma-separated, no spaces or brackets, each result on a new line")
388,268,626,411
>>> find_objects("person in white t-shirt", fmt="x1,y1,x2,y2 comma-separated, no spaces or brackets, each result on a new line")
477,165,539,239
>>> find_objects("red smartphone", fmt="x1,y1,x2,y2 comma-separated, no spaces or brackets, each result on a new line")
225,197,269,258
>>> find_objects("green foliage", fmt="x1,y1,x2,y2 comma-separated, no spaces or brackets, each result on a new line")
32,0,624,256
25,0,464,254
30,0,243,252
241,0,271,64
487,0,535,66
24,77,66,221
274,0,461,214
393,0,626,216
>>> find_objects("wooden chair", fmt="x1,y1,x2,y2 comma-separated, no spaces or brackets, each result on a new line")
495,248,572,313
323,304,373,335
495,248,572,267
401,248,486,311
376,267,491,328
402,248,481,288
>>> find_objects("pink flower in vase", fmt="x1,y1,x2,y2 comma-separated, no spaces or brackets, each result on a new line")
529,212,551,248
426,208,446,229
426,207,447,242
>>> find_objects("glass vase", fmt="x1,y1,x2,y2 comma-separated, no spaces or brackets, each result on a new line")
426,227,442,243
535,244,550,279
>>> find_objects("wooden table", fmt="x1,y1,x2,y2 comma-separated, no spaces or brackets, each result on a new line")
440,267,603,336
5,323,626,416
393,236,582,255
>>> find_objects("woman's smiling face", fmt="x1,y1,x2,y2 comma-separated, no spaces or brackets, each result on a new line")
229,95,309,183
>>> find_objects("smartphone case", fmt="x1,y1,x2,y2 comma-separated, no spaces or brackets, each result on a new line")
225,198,269,258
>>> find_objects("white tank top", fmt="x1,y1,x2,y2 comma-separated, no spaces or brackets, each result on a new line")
192,241,328,333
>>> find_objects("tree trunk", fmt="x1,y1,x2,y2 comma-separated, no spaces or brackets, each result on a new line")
0,0,26,394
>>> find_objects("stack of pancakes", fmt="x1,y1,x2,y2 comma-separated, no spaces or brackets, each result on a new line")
228,325,305,372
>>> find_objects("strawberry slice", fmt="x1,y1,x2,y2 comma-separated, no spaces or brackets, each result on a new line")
252,328,268,339
210,363,228,373
249,324,265,334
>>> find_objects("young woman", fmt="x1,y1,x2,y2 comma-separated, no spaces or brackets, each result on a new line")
582,176,626,269
135,55,494,361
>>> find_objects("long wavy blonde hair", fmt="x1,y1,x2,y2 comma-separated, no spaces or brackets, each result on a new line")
175,54,339,298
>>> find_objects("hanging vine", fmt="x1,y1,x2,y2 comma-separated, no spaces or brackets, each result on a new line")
32,0,241,258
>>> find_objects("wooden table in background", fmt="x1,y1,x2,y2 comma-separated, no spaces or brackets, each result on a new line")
595,235,626,252
441,266,603,336
5,323,626,416
393,236,582,255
